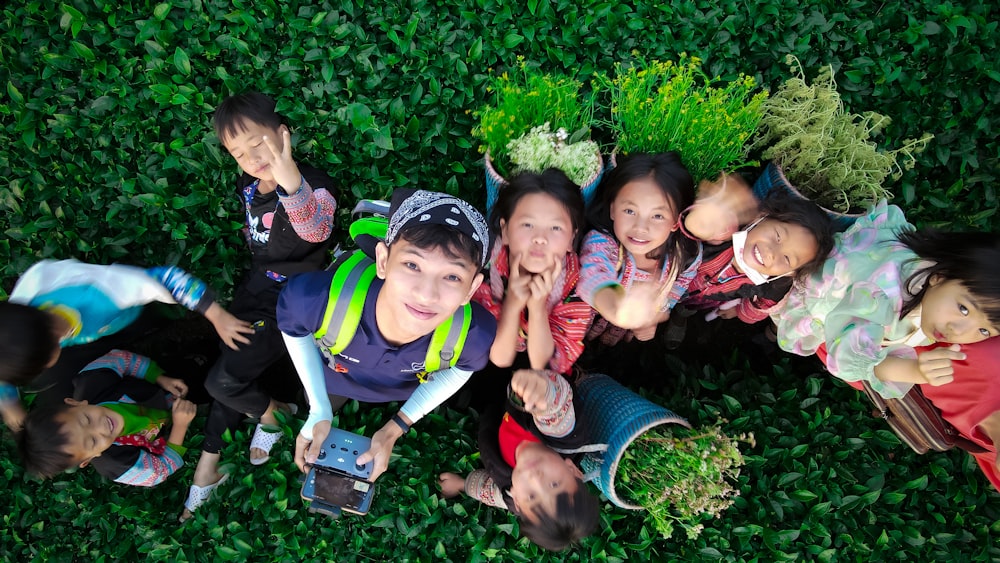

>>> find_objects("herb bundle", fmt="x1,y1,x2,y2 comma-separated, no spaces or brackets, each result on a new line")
506,123,601,186
616,423,751,540
753,55,933,213
473,60,595,178
602,55,767,182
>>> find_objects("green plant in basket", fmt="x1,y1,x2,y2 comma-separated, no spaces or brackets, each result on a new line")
752,55,934,213
601,54,767,182
473,59,596,178
616,423,752,540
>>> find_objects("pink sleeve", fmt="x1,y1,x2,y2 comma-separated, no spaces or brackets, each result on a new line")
279,179,336,243
578,230,622,307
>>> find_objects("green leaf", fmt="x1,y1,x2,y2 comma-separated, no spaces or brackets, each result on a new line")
153,3,171,20
791,489,818,502
502,33,524,48
7,81,24,106
173,47,191,75
70,41,95,62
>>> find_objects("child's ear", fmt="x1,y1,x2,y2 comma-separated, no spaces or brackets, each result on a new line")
374,241,390,279
463,273,485,304
78,454,99,469
928,273,944,286
64,398,87,406
565,457,583,479
499,218,508,243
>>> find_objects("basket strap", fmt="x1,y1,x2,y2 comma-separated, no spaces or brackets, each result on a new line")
551,443,609,455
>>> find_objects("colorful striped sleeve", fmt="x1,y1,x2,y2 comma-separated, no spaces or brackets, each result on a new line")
80,350,163,383
279,178,336,243
144,266,215,314
112,447,184,487
464,469,509,510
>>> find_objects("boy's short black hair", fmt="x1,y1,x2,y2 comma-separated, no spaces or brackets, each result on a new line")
0,302,60,386
213,92,283,142
759,191,835,280
516,480,601,551
394,223,483,271
16,403,75,479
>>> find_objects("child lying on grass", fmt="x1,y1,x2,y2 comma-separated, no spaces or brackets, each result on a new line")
439,369,599,551
17,350,196,487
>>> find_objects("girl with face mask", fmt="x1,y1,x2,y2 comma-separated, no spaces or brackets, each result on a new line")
679,189,834,324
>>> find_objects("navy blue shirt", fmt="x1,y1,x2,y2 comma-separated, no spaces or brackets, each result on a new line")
277,269,496,403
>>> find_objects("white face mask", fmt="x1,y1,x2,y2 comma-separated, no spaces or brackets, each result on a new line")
731,217,772,285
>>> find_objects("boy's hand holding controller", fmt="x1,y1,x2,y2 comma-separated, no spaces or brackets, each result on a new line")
262,128,304,195
205,302,254,350
511,369,553,414
168,398,197,446
295,419,331,473
156,375,188,399
356,412,414,482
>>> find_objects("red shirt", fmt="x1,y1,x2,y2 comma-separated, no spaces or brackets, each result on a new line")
497,412,540,467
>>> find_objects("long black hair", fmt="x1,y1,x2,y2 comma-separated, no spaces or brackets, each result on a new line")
491,168,586,251
899,228,1000,320
586,152,697,274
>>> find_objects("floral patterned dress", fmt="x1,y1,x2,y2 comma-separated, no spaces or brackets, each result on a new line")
774,201,930,399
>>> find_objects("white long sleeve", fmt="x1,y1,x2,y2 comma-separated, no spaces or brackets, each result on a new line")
281,332,332,440
398,366,473,423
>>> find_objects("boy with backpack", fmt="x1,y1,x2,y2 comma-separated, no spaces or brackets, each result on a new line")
278,188,497,482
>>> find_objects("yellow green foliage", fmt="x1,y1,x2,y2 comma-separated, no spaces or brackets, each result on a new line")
602,54,768,182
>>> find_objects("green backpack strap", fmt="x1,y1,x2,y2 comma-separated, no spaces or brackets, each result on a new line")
314,252,377,355
421,302,472,376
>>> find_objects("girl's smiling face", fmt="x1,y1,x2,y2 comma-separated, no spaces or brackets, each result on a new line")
738,218,819,277
920,277,1000,344
500,193,576,274
610,178,678,259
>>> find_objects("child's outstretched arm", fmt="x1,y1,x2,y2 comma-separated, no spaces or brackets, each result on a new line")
144,265,254,350
262,128,336,243
78,350,188,399
439,470,508,510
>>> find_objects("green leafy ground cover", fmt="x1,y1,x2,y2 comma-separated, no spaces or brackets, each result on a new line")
1,0,999,561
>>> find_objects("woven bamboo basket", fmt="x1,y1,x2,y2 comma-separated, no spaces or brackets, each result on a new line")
575,373,690,510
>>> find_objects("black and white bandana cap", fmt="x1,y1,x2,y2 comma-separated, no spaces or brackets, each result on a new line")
385,189,492,268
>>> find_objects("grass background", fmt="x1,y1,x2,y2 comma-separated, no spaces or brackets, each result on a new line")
1,0,999,561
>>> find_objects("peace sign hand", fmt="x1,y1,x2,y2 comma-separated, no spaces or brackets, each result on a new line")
262,127,303,195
